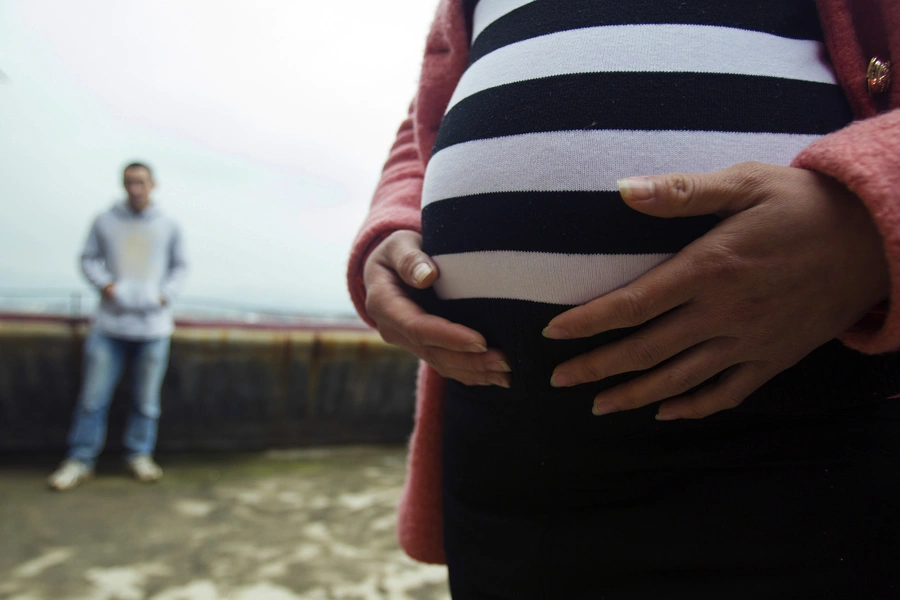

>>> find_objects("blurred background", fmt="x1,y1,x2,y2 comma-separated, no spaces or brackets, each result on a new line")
0,2,449,598
0,0,438,320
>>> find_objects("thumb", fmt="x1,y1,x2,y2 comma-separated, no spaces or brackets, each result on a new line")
386,233,439,289
617,162,768,218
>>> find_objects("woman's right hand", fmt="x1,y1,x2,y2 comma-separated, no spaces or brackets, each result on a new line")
363,230,511,387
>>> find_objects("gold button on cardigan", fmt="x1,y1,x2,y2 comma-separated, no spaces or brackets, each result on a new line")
867,56,892,95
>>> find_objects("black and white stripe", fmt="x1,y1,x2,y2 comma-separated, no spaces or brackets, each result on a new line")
452,24,838,112
434,73,848,154
469,0,534,42
423,0,851,307
424,190,719,256
423,130,826,207
469,0,826,63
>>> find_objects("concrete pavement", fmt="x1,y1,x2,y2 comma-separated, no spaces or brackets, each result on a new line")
0,447,449,600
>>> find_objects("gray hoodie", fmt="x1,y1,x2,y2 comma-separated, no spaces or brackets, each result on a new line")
81,201,187,340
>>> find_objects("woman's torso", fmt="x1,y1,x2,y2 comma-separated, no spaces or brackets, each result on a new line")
420,0,890,512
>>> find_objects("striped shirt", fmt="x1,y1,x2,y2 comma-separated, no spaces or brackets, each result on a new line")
422,0,851,308
427,0,898,518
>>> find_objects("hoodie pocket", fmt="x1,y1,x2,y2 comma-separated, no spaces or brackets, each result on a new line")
113,280,163,312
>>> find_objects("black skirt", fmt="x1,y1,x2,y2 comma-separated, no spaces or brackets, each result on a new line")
429,297,900,599
442,377,900,599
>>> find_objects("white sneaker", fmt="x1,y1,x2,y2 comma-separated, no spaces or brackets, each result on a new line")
47,459,94,491
127,455,163,483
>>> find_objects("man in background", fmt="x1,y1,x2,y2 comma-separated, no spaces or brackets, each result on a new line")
48,162,187,491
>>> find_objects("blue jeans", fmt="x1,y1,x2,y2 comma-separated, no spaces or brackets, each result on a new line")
67,331,171,467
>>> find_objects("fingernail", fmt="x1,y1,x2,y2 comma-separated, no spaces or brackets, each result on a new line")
413,263,433,284
542,326,567,339
490,360,512,373
492,377,511,389
550,372,572,388
592,401,616,416
466,343,488,353
617,177,655,202
655,412,680,421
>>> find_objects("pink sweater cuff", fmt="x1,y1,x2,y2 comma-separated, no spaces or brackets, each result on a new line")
792,108,900,354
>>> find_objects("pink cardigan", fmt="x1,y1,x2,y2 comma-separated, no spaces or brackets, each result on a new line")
348,0,900,564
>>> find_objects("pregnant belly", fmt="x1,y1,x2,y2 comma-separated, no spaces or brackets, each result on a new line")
420,166,729,510
424,0,855,510
418,156,722,474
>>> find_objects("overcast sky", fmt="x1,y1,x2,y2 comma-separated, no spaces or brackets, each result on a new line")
0,0,440,316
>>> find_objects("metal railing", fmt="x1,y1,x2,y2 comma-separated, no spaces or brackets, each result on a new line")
0,288,365,328
0,288,87,318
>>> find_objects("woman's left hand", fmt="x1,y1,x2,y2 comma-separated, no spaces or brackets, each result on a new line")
545,162,889,420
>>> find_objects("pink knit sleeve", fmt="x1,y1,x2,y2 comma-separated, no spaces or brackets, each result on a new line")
396,363,447,564
791,108,900,354
346,101,426,327
345,106,450,564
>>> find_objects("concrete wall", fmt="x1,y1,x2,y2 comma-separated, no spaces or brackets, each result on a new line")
0,316,420,452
